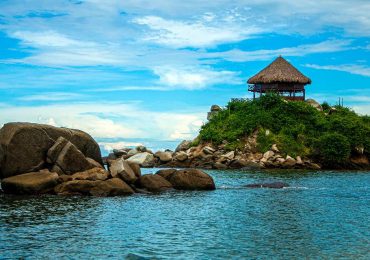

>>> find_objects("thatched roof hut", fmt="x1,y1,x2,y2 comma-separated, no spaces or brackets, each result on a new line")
247,56,311,101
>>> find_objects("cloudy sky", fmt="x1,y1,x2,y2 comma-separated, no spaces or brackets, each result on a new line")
0,0,369,153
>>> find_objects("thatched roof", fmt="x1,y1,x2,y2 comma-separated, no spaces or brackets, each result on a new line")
247,56,311,84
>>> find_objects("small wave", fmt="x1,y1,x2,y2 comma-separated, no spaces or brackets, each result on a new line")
283,186,309,190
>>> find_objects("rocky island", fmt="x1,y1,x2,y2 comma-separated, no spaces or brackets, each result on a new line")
105,95,370,171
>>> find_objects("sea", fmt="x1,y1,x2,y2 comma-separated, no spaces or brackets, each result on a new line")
1,169,369,259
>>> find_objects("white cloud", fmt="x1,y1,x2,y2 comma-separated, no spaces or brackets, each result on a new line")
18,92,85,101
206,40,353,62
99,141,143,152
154,67,240,89
133,15,262,48
0,102,206,141
305,64,370,77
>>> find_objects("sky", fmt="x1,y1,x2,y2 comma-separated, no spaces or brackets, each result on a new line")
0,0,370,154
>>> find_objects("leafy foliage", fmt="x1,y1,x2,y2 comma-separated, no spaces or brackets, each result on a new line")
199,94,370,164
314,133,351,165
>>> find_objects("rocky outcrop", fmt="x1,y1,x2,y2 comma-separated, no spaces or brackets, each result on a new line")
1,170,59,194
306,99,323,111
0,122,102,179
157,168,216,190
109,158,137,183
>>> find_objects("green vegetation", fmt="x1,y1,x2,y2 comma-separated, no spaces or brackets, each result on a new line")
199,95,370,166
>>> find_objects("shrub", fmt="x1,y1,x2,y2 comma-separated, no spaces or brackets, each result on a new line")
314,133,351,165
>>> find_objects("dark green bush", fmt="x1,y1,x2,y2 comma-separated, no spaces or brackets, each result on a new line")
314,133,351,165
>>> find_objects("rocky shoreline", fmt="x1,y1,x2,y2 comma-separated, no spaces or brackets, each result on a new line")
104,133,324,171
0,123,215,196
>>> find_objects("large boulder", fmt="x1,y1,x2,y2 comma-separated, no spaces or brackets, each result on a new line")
54,178,134,196
126,152,155,167
174,151,188,162
160,168,216,190
155,151,173,162
71,167,109,181
175,140,191,152
1,170,59,194
0,123,102,179
109,158,137,183
53,140,95,175
138,174,173,192
90,178,135,196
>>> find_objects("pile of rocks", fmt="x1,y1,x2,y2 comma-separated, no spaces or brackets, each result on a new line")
0,123,216,196
106,135,321,170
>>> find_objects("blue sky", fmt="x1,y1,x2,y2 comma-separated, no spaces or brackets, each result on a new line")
0,0,370,153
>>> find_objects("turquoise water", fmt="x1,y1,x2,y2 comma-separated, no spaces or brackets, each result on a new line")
1,169,369,259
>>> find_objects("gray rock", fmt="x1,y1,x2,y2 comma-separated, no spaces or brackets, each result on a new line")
126,152,155,167
306,99,323,111
202,146,215,155
109,158,137,183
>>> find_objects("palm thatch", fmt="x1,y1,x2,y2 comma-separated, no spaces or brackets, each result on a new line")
247,56,311,84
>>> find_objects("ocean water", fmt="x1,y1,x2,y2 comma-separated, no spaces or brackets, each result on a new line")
1,169,369,260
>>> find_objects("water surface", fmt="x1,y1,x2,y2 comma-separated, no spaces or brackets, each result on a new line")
1,169,369,259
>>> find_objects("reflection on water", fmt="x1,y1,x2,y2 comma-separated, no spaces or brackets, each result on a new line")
1,169,370,259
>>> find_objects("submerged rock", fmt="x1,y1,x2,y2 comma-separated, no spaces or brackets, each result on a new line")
245,182,289,189
1,170,59,194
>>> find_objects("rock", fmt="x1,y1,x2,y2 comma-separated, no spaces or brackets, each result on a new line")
307,162,321,170
113,149,128,157
276,157,286,163
229,159,249,169
136,145,147,152
58,174,73,183
166,169,216,190
127,162,141,178
137,174,173,192
306,99,323,111
156,169,177,180
296,156,303,165
174,151,188,162
213,162,228,169
47,136,68,164
0,122,102,179
109,158,137,183
127,149,139,157
54,180,97,195
175,140,192,152
210,105,222,112
222,151,235,160
155,151,173,162
263,150,275,160
55,178,134,196
245,182,289,189
271,144,279,153
54,141,94,175
1,170,59,194
71,167,109,181
86,158,104,168
126,152,155,167
90,178,135,196
282,155,296,168
202,146,215,155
